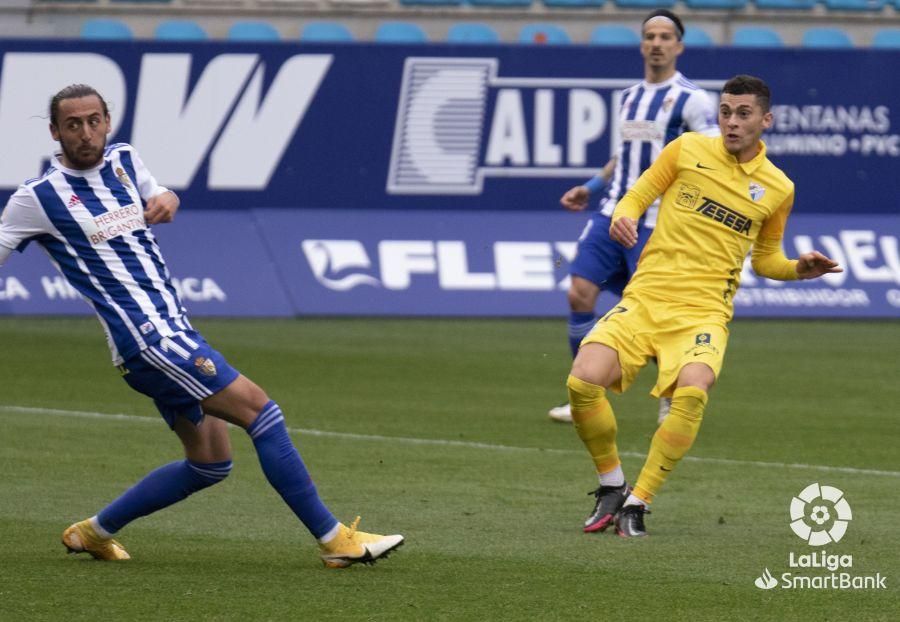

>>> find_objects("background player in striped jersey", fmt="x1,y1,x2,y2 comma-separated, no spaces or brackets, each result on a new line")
568,75,840,537
550,10,719,434
0,84,403,568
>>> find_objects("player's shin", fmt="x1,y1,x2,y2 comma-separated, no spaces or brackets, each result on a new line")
566,375,620,475
247,400,338,539
633,386,708,503
96,459,232,533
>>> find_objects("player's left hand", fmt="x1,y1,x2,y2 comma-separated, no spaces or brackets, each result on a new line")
796,251,842,280
609,217,639,249
144,190,180,225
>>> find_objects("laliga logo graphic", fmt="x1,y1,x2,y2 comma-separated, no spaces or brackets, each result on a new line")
301,240,381,291
754,568,778,590
753,484,886,591
789,483,852,546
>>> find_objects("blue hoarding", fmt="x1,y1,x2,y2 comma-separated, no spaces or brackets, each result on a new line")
0,41,898,215
1,210,896,318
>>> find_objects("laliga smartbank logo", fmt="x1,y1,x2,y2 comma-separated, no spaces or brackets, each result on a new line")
754,568,778,590
753,483,887,591
789,482,851,546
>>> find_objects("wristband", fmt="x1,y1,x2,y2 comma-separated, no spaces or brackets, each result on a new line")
584,175,605,195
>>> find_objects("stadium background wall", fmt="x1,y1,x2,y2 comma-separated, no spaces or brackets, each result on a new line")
0,42,897,318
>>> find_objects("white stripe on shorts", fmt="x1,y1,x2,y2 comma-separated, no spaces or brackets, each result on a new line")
141,346,211,399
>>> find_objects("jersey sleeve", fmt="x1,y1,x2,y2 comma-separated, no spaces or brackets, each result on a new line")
750,190,799,281
0,187,49,266
683,89,719,137
130,147,170,201
613,136,682,221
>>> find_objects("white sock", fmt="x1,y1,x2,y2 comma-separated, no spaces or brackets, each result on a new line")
598,465,625,488
317,522,341,544
623,494,648,508
89,515,114,539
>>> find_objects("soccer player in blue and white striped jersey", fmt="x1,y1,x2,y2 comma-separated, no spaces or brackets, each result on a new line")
550,10,720,429
0,84,403,568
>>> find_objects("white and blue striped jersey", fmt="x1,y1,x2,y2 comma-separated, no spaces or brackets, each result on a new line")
0,143,190,365
600,71,719,228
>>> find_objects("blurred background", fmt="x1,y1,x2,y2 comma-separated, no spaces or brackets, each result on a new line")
5,0,900,47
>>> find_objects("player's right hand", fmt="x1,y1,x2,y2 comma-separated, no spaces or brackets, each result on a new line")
610,217,638,249
560,186,590,211
144,190,180,225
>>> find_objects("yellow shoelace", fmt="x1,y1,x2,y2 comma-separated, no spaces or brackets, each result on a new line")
347,516,362,540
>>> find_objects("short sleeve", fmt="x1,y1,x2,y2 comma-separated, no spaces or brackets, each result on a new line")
129,147,169,202
0,187,49,265
683,89,719,137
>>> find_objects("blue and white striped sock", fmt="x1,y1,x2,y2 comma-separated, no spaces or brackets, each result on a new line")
247,401,338,539
97,459,232,534
568,312,597,358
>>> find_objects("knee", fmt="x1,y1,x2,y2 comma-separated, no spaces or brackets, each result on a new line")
676,363,716,392
569,358,596,386
570,344,620,388
242,379,270,412
567,373,604,399
204,375,272,428
567,280,598,311
187,459,233,487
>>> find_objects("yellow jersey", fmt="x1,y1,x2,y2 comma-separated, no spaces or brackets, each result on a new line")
613,132,799,321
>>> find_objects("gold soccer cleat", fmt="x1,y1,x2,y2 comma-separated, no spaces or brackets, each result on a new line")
62,519,131,561
318,517,404,568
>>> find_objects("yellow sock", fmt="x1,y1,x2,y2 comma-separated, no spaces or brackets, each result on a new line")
566,375,619,474
633,386,708,504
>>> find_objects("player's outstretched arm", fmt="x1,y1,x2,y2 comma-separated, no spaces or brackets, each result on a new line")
144,190,180,225
795,251,842,280
753,192,841,282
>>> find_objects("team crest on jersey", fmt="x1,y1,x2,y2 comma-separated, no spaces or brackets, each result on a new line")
696,333,711,345
194,356,217,377
139,322,155,335
662,97,675,112
749,182,766,201
115,167,132,189
67,195,82,209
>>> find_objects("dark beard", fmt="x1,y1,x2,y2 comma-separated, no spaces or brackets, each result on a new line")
61,139,105,169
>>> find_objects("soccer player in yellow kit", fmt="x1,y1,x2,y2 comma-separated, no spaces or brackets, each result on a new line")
566,75,842,537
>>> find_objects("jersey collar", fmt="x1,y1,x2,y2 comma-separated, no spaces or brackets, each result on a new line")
51,151,108,176
641,71,682,90
716,138,768,175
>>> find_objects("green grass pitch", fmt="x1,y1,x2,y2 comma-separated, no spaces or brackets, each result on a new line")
0,317,897,621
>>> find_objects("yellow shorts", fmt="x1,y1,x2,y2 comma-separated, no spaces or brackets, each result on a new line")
581,295,729,398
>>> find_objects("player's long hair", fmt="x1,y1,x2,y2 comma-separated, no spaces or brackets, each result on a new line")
49,84,109,126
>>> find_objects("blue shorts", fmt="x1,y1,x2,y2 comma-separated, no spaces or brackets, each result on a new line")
119,330,240,429
569,213,652,296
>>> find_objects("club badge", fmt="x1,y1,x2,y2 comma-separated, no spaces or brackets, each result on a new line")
194,356,217,377
115,167,133,189
749,181,766,201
